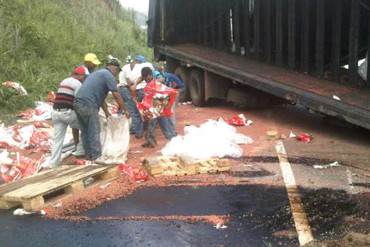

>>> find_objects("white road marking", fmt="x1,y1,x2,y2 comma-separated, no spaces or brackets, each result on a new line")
346,169,355,194
275,141,314,246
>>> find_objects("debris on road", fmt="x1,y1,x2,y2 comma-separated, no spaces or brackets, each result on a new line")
227,114,253,126
313,161,341,169
99,182,112,189
118,164,149,182
267,130,279,140
143,156,231,177
13,208,46,216
289,131,297,138
214,223,228,229
297,133,313,143
333,95,341,101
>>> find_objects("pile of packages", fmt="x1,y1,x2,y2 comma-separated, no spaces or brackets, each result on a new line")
0,101,55,183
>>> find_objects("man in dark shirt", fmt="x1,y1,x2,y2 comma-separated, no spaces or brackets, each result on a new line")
74,58,129,162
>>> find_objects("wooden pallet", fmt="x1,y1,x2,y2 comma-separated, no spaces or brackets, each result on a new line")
143,156,231,177
0,165,119,211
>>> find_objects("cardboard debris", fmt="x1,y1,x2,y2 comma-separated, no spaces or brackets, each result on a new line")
143,155,231,177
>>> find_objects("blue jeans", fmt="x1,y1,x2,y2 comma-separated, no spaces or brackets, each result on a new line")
74,100,101,161
136,88,144,102
119,86,143,137
146,117,177,144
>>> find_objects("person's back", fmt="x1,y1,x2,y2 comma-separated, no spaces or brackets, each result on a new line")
163,72,184,89
54,77,82,110
76,68,117,109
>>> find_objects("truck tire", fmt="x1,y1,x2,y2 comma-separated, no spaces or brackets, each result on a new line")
189,69,205,106
174,66,190,102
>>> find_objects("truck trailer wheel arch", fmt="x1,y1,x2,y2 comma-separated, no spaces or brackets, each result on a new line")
189,69,205,106
174,66,191,102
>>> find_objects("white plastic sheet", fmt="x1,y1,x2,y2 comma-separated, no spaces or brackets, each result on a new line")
161,119,253,161
97,115,130,164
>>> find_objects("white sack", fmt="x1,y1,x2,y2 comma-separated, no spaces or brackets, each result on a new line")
162,119,253,161
97,115,130,164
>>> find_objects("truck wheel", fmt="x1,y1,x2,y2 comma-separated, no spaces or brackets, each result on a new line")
189,69,205,106
174,66,190,102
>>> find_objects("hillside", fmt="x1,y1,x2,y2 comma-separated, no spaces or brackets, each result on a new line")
0,0,152,115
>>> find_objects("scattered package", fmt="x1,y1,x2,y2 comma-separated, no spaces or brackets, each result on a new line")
2,81,28,96
227,114,253,127
1,153,45,183
313,161,341,169
118,164,148,182
18,101,53,121
296,133,313,143
162,119,253,161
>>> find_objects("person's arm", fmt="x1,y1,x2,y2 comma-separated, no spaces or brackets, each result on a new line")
102,101,111,118
112,91,130,118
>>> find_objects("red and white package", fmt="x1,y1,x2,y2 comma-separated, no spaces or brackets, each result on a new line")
137,80,178,119
227,114,253,126
117,164,149,183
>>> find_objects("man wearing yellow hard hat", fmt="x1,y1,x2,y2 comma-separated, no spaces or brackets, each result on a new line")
84,53,101,75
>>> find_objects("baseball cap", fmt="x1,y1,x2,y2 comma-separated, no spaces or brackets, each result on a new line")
135,55,146,63
153,71,164,79
106,57,122,71
84,53,101,65
73,66,86,75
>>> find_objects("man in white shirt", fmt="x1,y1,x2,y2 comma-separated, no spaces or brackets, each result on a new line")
128,55,154,102
118,56,145,138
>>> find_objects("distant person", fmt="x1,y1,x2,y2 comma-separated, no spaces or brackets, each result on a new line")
74,58,129,163
83,53,101,75
48,66,86,168
118,56,144,138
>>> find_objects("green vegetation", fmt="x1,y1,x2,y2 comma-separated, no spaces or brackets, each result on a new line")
0,0,151,117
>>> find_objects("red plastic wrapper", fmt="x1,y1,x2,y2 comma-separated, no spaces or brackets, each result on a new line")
227,115,245,126
297,133,313,143
137,80,178,118
117,164,149,182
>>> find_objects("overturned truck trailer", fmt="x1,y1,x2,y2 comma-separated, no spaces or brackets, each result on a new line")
148,0,370,129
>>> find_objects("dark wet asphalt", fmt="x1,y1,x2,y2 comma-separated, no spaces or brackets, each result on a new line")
0,185,299,247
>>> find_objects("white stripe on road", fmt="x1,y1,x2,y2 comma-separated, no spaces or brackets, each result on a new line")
275,141,314,246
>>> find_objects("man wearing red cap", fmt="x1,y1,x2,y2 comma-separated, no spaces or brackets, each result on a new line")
48,66,86,168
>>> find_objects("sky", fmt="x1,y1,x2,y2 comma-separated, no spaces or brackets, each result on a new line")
119,0,149,14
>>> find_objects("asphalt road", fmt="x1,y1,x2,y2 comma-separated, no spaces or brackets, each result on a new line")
0,103,369,247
